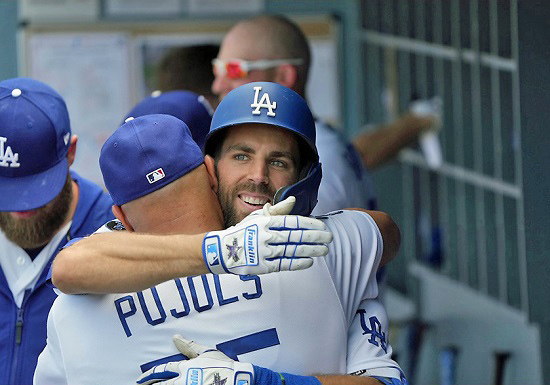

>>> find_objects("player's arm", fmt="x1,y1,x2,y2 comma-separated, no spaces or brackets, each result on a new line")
52,231,207,294
346,299,406,385
352,98,442,170
352,114,434,169
136,335,405,385
53,205,332,294
360,210,400,267
342,209,401,267
315,375,397,385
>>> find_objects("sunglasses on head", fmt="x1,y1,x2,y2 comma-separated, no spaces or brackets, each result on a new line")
212,58,304,79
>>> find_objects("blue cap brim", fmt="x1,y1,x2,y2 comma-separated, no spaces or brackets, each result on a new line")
0,157,69,212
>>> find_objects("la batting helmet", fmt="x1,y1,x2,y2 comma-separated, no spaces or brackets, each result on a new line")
205,81,321,216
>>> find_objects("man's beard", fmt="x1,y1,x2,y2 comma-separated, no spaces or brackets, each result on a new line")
0,173,73,249
215,166,275,228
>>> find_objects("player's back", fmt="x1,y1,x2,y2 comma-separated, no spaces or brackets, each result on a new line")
36,264,348,384
34,211,383,384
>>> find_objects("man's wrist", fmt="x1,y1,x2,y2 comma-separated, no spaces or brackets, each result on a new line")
202,232,229,274
253,365,321,385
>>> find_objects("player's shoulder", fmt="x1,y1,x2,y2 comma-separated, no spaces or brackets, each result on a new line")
314,209,376,228
60,220,126,253
313,209,346,220
314,208,370,219
315,119,342,139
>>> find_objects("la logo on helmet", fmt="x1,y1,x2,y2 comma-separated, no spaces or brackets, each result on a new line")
0,136,20,168
251,86,277,117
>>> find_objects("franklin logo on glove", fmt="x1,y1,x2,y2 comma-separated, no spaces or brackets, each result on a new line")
245,226,258,265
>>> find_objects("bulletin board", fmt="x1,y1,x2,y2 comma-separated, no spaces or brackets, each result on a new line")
20,16,340,187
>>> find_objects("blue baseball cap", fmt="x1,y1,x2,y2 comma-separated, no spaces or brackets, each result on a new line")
123,90,212,150
0,77,71,212
100,114,204,206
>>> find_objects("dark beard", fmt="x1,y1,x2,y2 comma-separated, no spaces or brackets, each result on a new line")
0,173,73,249
214,163,275,228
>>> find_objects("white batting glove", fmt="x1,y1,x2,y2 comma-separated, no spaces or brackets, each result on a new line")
410,97,444,168
254,195,297,216
136,335,254,385
409,97,443,131
202,197,332,275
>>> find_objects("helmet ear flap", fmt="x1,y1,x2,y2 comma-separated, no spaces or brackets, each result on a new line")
273,163,322,216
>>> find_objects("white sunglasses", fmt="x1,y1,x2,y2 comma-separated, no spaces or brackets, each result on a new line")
212,58,304,79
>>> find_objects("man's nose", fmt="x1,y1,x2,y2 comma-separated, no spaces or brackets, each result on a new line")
247,160,269,185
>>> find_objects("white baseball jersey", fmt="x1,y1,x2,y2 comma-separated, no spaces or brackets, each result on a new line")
312,121,377,215
34,210,401,384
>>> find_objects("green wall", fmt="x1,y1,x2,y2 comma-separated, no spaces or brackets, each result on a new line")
0,1,18,80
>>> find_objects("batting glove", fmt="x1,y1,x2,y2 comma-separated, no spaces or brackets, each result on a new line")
251,195,298,216
202,197,332,275
409,97,443,130
137,335,254,385
410,97,444,168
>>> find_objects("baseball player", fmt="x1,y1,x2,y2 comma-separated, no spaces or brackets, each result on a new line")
33,112,333,384
43,83,406,385
211,14,378,214
0,78,114,385
137,83,406,385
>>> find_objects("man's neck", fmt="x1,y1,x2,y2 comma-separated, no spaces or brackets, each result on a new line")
24,245,44,260
61,179,79,230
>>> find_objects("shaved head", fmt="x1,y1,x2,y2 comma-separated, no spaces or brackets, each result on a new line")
226,14,311,95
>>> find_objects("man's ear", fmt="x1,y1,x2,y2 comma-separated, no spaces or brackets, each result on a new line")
204,155,219,194
274,64,298,90
67,135,78,167
111,205,134,232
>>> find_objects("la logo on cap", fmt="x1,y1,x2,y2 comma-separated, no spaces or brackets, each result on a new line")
0,136,20,168
251,86,276,117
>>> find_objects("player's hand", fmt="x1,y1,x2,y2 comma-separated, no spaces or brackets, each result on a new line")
251,195,297,216
202,197,332,275
410,97,444,168
409,97,443,132
136,334,254,385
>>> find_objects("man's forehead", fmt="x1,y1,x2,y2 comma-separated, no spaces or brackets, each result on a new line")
222,124,299,151
220,26,269,60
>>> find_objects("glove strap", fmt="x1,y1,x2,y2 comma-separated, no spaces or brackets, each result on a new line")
371,376,408,385
252,366,321,385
